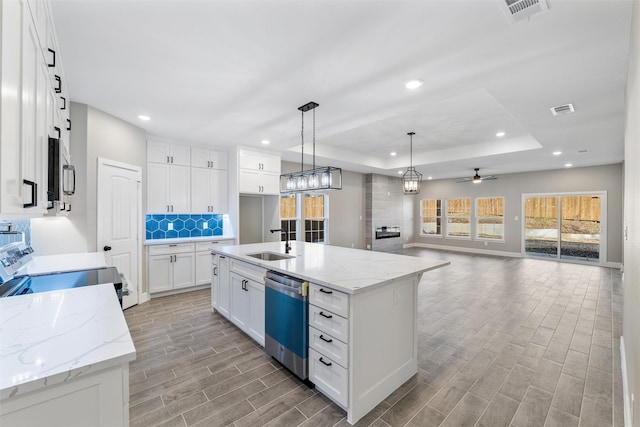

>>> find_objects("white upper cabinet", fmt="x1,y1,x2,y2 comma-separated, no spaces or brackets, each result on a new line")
191,168,228,213
191,147,228,170
147,139,191,166
238,149,281,195
147,163,191,213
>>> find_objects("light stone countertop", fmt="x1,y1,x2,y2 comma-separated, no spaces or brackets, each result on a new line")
0,284,136,400
23,252,107,276
211,241,450,294
144,235,236,246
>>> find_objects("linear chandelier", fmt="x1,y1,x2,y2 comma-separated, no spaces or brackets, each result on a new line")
280,102,342,194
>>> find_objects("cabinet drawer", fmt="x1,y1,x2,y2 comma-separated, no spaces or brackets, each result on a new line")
309,304,349,343
309,348,348,408
196,240,232,252
309,326,348,368
148,243,194,256
309,284,349,318
230,259,266,283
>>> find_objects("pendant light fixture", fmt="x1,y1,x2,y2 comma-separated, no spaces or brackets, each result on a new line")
280,102,342,194
402,131,422,194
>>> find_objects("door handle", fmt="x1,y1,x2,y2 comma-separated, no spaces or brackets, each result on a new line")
103,245,112,251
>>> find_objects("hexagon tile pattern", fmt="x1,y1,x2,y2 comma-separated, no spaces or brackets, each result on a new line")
145,214,223,240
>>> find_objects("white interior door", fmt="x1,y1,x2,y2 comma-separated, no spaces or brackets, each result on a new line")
97,158,142,309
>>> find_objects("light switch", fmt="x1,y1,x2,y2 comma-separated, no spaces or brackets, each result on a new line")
203,222,209,229
167,222,173,230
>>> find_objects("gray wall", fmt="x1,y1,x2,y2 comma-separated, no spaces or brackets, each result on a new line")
622,0,639,422
409,163,623,264
366,174,404,252
281,161,366,249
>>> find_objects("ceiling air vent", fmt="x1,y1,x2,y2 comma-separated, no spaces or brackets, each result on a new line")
501,0,549,23
550,103,575,116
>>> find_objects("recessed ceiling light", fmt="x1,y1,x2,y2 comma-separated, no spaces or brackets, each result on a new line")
390,152,397,156
397,170,404,175
405,79,424,90
261,140,270,145
427,176,433,180
138,115,150,121
565,163,573,167
496,131,505,137
553,151,562,156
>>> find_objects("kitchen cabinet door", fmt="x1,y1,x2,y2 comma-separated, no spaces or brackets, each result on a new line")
190,167,210,213
148,140,190,166
229,273,248,329
238,169,260,194
195,250,212,286
191,147,227,170
246,279,265,346
217,256,230,318
172,252,195,289
210,168,228,213
211,254,219,310
169,165,190,213
147,163,171,213
148,254,172,293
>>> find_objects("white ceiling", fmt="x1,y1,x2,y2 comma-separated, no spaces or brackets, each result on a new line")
50,0,633,181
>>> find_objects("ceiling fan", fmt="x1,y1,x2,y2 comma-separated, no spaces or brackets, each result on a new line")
456,168,498,183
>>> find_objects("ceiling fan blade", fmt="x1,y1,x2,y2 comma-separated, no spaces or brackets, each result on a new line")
481,176,498,180
456,177,473,183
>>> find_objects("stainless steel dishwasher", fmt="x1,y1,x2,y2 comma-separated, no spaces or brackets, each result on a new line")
264,270,309,380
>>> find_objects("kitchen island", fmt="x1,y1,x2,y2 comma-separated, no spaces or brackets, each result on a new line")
211,241,449,425
0,284,136,426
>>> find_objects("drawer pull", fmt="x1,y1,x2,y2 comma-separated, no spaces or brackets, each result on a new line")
319,357,332,367
319,334,333,343
319,311,333,319
319,288,333,294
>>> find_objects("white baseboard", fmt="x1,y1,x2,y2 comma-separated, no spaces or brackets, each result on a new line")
606,261,623,269
140,292,150,304
621,336,633,427
403,242,523,258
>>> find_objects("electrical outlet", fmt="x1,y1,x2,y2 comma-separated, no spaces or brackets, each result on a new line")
203,222,208,229
167,222,173,230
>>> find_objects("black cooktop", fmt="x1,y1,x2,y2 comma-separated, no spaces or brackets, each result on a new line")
0,267,122,298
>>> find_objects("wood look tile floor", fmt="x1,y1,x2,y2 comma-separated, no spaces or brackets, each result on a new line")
124,249,624,427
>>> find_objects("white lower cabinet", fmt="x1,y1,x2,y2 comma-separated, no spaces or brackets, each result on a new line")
308,283,350,409
0,364,130,427
214,258,265,346
147,243,195,293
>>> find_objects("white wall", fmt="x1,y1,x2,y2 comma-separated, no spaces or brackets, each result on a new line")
409,163,624,264
622,1,639,423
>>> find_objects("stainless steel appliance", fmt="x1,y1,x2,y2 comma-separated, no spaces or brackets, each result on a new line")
0,241,124,306
47,136,75,212
264,270,309,379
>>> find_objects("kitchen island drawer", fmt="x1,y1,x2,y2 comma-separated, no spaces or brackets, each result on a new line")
230,259,266,283
309,304,348,343
309,348,347,408
309,283,349,318
309,326,348,368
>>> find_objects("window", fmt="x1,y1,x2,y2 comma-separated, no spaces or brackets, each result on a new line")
476,197,505,240
304,194,327,243
446,198,471,238
279,193,329,243
420,199,442,236
279,195,298,241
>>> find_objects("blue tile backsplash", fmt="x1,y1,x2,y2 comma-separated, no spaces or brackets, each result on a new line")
0,219,31,247
145,214,224,240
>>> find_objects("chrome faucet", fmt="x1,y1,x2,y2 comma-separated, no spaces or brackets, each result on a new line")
270,228,291,254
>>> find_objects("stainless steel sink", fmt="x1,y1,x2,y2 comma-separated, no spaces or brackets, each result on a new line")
245,252,295,261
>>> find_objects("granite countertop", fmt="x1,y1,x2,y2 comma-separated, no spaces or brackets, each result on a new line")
211,242,449,294
0,284,136,400
144,235,236,246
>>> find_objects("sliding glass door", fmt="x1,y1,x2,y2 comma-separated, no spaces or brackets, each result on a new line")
524,193,604,264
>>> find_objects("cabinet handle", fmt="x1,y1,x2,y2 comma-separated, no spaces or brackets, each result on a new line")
66,203,71,212
60,96,66,110
167,156,170,163
319,357,332,367
213,267,218,276
319,311,333,319
319,334,333,343
171,205,174,212
54,126,61,139
319,288,333,295
167,205,170,212
54,75,62,93
22,180,37,208
66,119,71,131
47,48,56,67
171,156,174,163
